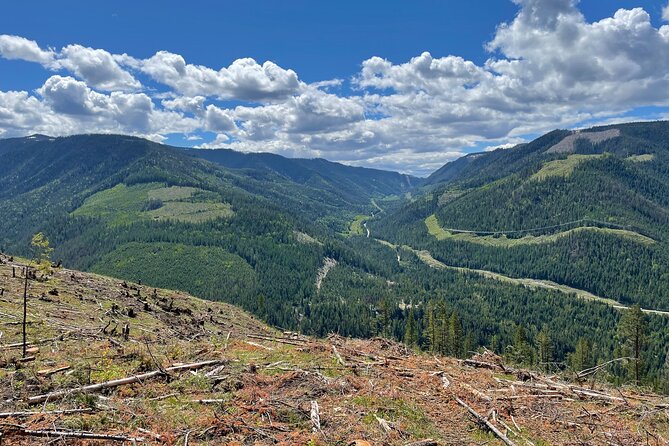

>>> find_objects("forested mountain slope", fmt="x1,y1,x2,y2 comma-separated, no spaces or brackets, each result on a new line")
373,121,669,310
0,134,411,335
183,147,418,203
366,121,669,389
2,125,669,393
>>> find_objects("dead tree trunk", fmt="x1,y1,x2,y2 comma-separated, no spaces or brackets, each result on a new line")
22,266,28,358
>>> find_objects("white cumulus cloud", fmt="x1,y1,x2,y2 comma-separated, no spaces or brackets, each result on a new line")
138,51,303,101
0,35,56,66
3,0,669,175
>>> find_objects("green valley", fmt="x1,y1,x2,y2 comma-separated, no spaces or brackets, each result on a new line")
2,122,669,392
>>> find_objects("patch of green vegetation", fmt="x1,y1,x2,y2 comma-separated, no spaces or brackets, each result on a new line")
494,373,517,381
471,428,506,445
169,373,212,392
626,154,655,162
348,215,369,236
146,201,233,223
90,363,128,382
425,214,654,247
73,183,233,225
147,186,200,201
91,242,257,302
531,154,605,181
353,395,442,440
72,183,158,225
294,231,322,246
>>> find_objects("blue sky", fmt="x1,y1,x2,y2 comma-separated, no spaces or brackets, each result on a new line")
1,0,669,175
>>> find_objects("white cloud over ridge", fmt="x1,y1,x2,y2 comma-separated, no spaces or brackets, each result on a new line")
2,0,669,175
137,51,303,101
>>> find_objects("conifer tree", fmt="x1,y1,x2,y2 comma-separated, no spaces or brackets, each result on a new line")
507,325,535,366
423,301,437,352
618,304,646,386
378,299,392,338
404,306,418,348
536,326,553,371
436,301,449,355
448,312,463,358
569,337,592,373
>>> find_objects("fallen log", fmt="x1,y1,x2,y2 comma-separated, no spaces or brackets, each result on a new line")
247,334,307,346
456,397,517,446
0,332,74,351
27,359,222,404
10,428,143,442
463,359,505,371
462,383,492,402
0,408,95,418
37,365,71,376
570,387,626,403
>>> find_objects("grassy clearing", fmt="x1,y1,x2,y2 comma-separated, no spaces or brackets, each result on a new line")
626,154,655,162
147,186,200,201
73,183,234,225
72,183,157,225
146,201,233,223
293,230,322,245
531,154,604,181
425,214,654,247
348,215,368,236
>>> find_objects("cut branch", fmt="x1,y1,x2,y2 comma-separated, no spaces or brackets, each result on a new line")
576,357,633,379
27,359,222,404
456,397,517,446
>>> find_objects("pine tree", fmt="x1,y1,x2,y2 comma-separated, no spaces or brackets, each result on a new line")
436,301,449,355
423,301,437,352
31,232,53,278
507,325,535,366
660,351,669,394
378,299,392,338
448,312,463,358
536,326,553,371
404,306,418,348
569,337,592,373
618,305,647,386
